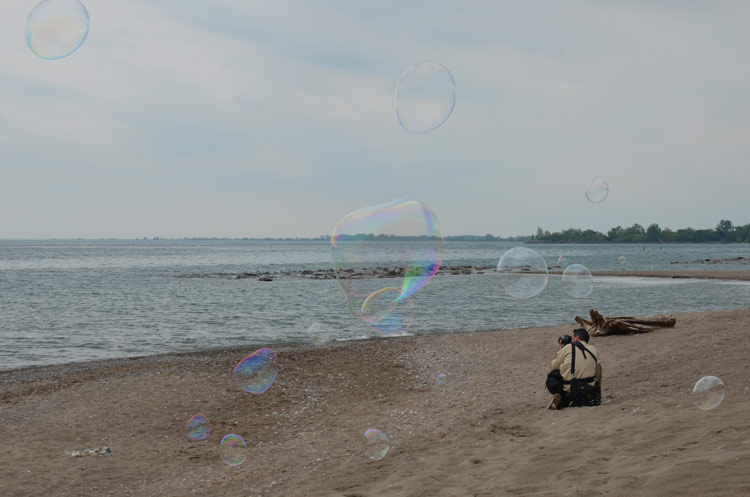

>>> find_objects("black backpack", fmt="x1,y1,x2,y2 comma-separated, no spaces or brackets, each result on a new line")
565,342,601,407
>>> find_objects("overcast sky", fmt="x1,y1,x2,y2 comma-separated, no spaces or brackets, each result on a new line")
2,1,750,238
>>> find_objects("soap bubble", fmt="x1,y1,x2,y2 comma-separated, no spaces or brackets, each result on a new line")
219,434,248,466
306,321,333,345
585,178,609,203
395,61,456,134
618,256,626,265
692,376,724,410
26,0,90,60
435,372,448,386
185,413,211,441
332,199,443,329
361,287,414,336
233,348,278,394
562,264,594,298
364,429,389,460
496,246,549,299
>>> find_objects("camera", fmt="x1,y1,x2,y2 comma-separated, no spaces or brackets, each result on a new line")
558,334,572,346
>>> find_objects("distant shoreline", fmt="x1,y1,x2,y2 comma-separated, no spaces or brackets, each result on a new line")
4,237,750,244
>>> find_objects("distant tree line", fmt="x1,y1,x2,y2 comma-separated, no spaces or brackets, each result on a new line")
331,234,530,242
445,234,530,242
530,219,750,243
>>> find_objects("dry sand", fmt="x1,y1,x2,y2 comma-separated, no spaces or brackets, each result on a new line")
2,296,750,495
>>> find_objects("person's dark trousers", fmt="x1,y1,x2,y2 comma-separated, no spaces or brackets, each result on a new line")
546,369,572,408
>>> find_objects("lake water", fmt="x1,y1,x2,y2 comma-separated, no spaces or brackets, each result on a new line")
1,240,749,370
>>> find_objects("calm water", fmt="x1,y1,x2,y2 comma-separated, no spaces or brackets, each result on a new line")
1,240,749,370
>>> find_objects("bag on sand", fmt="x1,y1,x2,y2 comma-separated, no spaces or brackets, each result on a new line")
568,378,601,407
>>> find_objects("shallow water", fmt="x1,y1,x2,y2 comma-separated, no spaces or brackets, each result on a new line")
1,240,749,370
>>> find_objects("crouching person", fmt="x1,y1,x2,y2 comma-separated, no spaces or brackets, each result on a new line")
546,328,602,410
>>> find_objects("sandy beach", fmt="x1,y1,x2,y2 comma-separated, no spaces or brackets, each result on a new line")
2,280,750,496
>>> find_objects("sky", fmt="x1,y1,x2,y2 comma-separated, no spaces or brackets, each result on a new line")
2,0,750,239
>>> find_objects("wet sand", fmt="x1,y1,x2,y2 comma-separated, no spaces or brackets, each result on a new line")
2,301,750,496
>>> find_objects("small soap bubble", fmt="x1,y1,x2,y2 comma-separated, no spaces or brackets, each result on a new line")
364,429,389,460
585,178,609,203
185,413,211,441
395,61,456,134
692,376,724,410
332,199,443,330
361,287,414,336
496,246,549,299
562,264,594,298
306,322,333,345
26,0,90,60
618,256,626,265
435,372,448,386
233,348,278,394
219,434,248,466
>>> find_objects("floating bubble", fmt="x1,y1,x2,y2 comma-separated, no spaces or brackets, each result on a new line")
332,199,443,329
562,264,594,298
306,322,333,345
618,256,626,265
364,429,389,460
185,413,211,441
585,178,609,203
233,348,278,394
219,434,248,466
26,0,90,60
361,287,414,336
692,376,724,410
496,246,549,299
395,61,456,134
435,372,448,386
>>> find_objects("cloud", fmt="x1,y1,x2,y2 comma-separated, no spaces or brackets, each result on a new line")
1,1,750,237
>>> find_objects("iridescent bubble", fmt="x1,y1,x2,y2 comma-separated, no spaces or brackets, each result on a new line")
618,256,626,265
395,61,456,134
332,199,443,329
364,429,389,460
361,287,414,336
219,434,248,467
435,372,448,386
585,178,609,203
185,413,211,441
233,348,278,394
26,0,90,60
692,376,725,411
496,246,549,299
562,264,594,298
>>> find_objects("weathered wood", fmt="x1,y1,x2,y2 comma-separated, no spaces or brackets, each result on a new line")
575,309,676,337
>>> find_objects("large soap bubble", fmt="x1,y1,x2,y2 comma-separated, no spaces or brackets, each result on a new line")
618,256,626,265
219,434,248,466
185,413,211,441
585,178,609,203
496,246,549,299
361,287,414,336
364,429,389,460
26,0,90,60
332,199,443,330
692,376,724,410
395,61,456,134
233,348,278,394
562,264,594,298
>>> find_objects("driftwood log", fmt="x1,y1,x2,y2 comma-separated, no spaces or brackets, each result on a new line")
575,309,676,337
